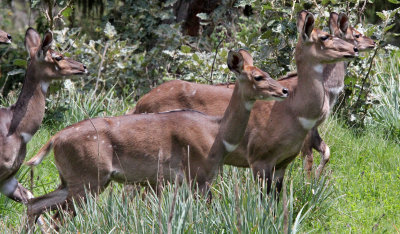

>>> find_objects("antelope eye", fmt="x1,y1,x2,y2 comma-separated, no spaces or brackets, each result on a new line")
55,56,63,61
320,35,329,41
254,76,264,81
355,34,360,38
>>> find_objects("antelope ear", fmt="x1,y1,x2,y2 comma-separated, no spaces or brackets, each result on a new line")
329,12,339,35
298,11,314,41
25,27,41,58
238,49,253,67
338,13,349,35
37,31,53,60
227,50,244,75
297,10,308,34
303,12,314,41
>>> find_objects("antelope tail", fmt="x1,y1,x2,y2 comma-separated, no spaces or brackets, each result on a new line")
26,137,55,166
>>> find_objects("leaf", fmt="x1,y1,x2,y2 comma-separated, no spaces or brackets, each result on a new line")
384,23,395,32
13,59,27,68
387,0,400,4
104,22,117,39
196,13,209,21
7,69,25,76
180,45,191,54
62,7,72,17
376,12,386,21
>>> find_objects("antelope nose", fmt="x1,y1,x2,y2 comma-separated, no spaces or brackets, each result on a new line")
83,65,87,69
7,34,11,40
354,47,359,53
282,88,289,96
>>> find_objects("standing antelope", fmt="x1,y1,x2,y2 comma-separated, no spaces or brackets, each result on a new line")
130,11,358,192
0,29,12,44
0,28,87,206
295,12,375,177
26,49,288,223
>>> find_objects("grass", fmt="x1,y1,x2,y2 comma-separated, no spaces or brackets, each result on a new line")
368,52,400,140
0,116,399,233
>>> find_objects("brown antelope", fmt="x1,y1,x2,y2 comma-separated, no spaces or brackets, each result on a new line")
0,29,12,44
25,49,288,223
0,28,87,207
130,12,374,179
297,12,375,177
130,11,358,192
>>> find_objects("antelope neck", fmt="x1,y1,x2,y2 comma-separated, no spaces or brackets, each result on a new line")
209,81,253,161
8,66,47,137
323,62,345,107
293,59,326,119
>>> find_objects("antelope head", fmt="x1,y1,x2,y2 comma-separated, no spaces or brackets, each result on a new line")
329,12,376,52
228,49,289,102
25,28,88,82
296,10,358,64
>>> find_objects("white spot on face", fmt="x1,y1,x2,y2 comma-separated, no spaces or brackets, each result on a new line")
93,136,97,140
41,82,50,93
328,86,343,95
102,140,105,144
55,65,59,71
76,127,80,131
0,177,18,196
191,90,197,96
244,101,255,111
313,64,323,74
222,140,239,152
298,117,318,130
21,132,33,143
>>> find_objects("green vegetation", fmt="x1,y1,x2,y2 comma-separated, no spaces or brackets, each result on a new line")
1,117,399,232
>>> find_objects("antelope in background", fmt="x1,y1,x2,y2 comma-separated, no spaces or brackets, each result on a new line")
129,11,358,193
130,11,374,180
0,28,87,207
0,29,12,44
25,49,288,224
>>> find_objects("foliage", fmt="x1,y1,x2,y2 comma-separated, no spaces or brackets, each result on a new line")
367,49,400,140
339,5,400,128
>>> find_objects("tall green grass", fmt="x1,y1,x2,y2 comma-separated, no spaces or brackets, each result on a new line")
2,116,400,232
368,52,400,140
